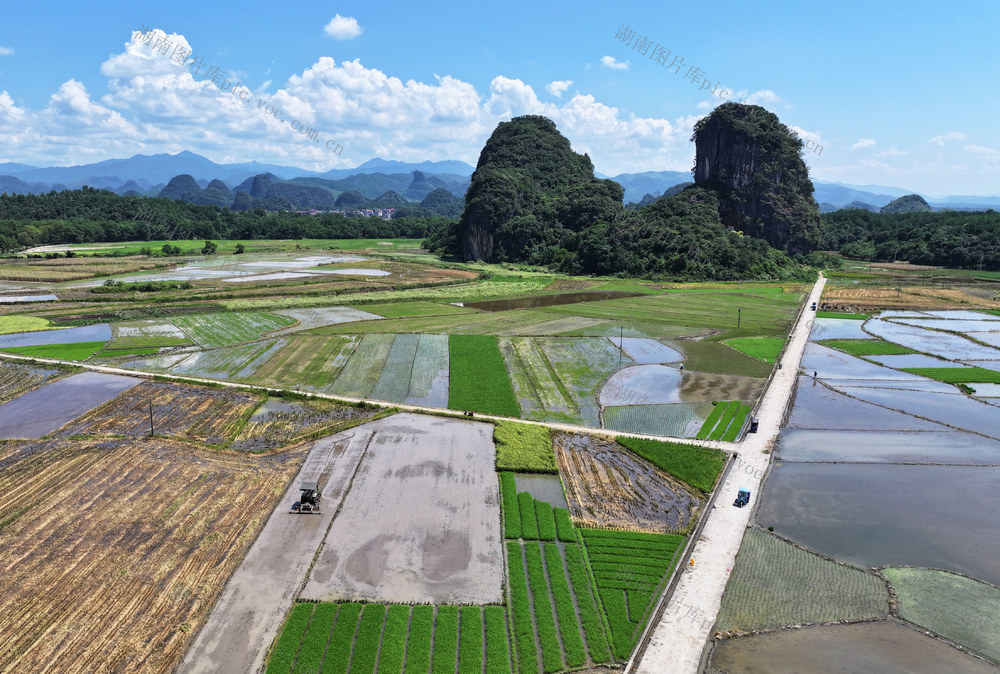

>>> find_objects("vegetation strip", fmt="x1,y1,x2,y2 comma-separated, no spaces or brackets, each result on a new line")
458,606,483,674
484,605,512,673
544,543,588,668
494,420,557,472
430,606,458,674
500,472,521,539
265,604,314,673
376,605,410,674
507,541,540,674
403,605,433,673
448,334,520,417
525,542,564,672
615,436,725,493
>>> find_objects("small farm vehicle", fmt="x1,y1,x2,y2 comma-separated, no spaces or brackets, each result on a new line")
291,480,321,514
733,489,751,508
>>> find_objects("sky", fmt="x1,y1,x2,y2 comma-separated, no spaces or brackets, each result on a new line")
0,0,998,196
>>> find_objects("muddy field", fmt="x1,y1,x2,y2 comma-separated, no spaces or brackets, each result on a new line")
301,413,504,605
0,360,61,402
229,397,380,452
822,285,1000,313
57,381,261,445
706,620,997,673
554,433,700,532
0,437,303,673
678,371,765,403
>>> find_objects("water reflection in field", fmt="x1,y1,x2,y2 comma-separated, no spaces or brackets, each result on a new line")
778,429,1000,464
808,317,870,340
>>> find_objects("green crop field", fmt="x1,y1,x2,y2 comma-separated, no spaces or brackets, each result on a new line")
820,339,917,356
602,403,706,437
365,301,473,318
250,334,359,390
448,334,520,416
885,567,1000,664
265,602,515,673
171,312,296,348
816,311,869,320
695,401,751,441
723,336,785,363
715,528,889,634
494,420,556,472
1,340,106,361
903,367,1000,383
581,529,685,660
616,437,725,493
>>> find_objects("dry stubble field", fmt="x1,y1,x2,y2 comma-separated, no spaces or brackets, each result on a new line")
0,436,305,674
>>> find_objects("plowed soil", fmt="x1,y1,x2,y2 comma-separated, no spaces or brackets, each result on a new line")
0,437,304,674
554,433,702,533
823,285,1000,312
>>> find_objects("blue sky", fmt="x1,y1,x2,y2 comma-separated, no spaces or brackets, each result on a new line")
0,0,997,195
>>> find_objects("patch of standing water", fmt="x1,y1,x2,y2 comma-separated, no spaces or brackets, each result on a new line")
808,317,871,341
866,353,965,369
846,387,1000,439
786,376,944,431
607,336,683,364
598,365,682,406
802,343,926,380
513,474,568,508
921,310,1000,321
0,294,58,303
823,378,956,393
865,317,1000,361
756,463,1000,587
971,383,1000,397
967,331,1000,348
315,268,392,276
0,323,110,347
892,318,1000,334
224,272,314,282
778,429,1000,464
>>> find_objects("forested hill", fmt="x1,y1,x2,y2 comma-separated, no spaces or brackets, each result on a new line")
450,113,813,281
0,187,451,250
820,208,1000,269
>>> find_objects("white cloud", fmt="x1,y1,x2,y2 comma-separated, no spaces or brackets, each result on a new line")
965,144,997,155
878,147,906,157
851,138,875,149
600,55,629,70
0,46,13,56
324,15,362,40
929,131,966,146
547,80,572,98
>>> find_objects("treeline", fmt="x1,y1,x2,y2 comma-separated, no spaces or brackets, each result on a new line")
820,208,1000,269
0,187,454,251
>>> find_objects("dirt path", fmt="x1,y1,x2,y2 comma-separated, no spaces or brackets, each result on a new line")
631,274,826,674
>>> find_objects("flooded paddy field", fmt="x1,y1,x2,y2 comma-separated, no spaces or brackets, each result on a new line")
706,620,998,674
513,472,568,508
301,414,503,605
0,360,62,402
756,462,1000,586
554,432,700,532
808,317,870,340
0,371,142,438
778,428,1000,464
0,322,110,347
865,316,1000,361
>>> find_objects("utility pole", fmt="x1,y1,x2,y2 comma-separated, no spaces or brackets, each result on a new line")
618,325,624,370
737,307,742,328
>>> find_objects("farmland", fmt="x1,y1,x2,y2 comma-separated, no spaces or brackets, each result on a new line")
713,528,889,634
0,435,303,674
0,360,62,401
554,433,703,532
448,334,520,416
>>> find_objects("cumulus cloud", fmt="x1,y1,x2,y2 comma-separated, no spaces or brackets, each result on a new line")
929,131,967,146
0,46,13,56
547,80,572,98
851,138,875,149
324,15,362,40
600,55,629,70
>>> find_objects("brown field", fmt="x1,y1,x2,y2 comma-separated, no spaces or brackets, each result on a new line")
0,436,304,673
230,397,381,452
823,285,1000,312
554,432,702,533
0,361,63,403
0,258,175,282
57,381,261,446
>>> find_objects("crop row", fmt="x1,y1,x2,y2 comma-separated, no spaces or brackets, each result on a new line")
507,539,611,673
266,602,511,673
501,479,574,544
820,338,915,356
580,529,686,660
720,404,752,442
903,366,1000,384
614,437,725,494
707,401,741,441
448,334,521,417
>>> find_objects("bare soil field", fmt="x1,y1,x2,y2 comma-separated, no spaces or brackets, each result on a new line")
57,381,261,445
678,371,765,403
0,360,62,403
554,433,702,533
301,413,504,605
0,436,304,674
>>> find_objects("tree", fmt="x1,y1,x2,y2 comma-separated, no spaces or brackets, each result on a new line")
234,243,246,254
201,240,217,255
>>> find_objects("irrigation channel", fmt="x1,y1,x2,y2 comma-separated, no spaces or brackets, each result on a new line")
0,275,825,672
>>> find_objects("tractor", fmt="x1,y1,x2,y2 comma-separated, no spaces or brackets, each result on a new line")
291,480,321,514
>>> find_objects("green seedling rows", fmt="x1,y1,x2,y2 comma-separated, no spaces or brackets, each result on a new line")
458,606,483,674
723,336,785,363
820,338,916,356
404,605,434,673
171,312,296,348
695,401,751,441
524,543,564,672
903,367,1000,384
494,420,557,473
518,491,539,540
500,472,521,539
2,340,106,361
431,606,458,674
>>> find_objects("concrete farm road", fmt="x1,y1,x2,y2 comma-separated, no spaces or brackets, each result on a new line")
631,273,826,674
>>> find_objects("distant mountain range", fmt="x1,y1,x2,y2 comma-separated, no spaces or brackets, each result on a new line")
1,151,998,213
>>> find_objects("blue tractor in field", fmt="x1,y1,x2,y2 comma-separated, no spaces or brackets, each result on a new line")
733,488,751,508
